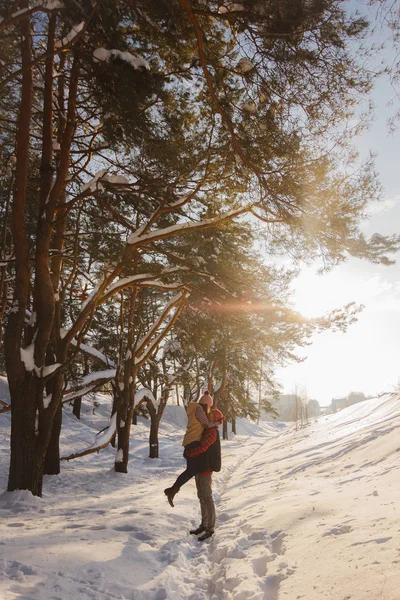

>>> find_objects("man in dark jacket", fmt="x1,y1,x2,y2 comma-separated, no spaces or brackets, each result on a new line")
184,408,224,541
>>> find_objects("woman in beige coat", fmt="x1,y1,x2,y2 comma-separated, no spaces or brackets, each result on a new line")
164,391,216,507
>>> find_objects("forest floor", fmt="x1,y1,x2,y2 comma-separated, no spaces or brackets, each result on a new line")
0,378,399,600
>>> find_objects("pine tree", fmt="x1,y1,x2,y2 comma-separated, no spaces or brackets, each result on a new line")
1,0,399,496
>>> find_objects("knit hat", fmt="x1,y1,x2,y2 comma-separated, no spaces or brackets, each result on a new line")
212,408,224,425
199,390,213,406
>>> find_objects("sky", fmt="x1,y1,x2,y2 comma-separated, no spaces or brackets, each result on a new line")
277,7,400,407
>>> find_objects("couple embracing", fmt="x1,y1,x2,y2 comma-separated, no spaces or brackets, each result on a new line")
164,391,224,541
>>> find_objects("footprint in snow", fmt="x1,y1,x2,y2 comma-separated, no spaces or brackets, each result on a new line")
134,531,152,541
323,525,352,536
270,531,287,555
112,524,137,532
262,573,287,600
253,555,268,577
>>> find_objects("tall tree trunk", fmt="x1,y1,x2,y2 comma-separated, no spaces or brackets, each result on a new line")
110,385,119,448
0,170,13,344
222,418,228,440
7,376,44,496
115,290,137,473
115,387,136,473
231,416,236,435
72,397,82,419
72,357,88,420
149,414,160,458
44,401,61,475
6,3,36,494
148,386,169,459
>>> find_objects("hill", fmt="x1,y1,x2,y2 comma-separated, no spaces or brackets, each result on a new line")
0,382,399,599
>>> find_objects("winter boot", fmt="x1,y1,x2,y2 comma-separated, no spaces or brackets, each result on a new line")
198,530,214,542
164,486,179,507
190,525,206,535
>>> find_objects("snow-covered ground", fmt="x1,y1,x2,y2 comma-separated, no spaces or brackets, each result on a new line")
0,378,399,600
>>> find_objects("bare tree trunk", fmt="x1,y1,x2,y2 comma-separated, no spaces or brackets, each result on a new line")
44,401,62,475
149,412,160,458
72,357,88,420
232,416,236,435
115,289,137,473
110,384,119,448
72,398,82,419
222,418,228,440
0,170,13,344
6,4,36,494
7,376,43,495
147,387,169,459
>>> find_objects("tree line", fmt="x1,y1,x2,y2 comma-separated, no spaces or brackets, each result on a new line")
0,0,398,497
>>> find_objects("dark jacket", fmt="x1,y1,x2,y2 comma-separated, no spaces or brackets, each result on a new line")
185,427,221,473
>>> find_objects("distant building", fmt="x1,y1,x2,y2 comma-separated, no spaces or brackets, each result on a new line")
268,394,321,422
329,392,368,413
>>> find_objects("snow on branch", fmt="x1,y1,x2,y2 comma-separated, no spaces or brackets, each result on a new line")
93,48,149,70
136,281,185,291
100,273,155,300
70,338,116,367
20,344,61,378
134,388,158,409
135,293,188,367
55,22,84,48
61,413,117,461
62,385,96,403
80,279,103,311
63,369,116,402
99,272,186,305
81,169,108,193
80,169,131,194
0,399,11,414
127,205,251,246
0,1,63,31
135,292,184,357
78,369,116,386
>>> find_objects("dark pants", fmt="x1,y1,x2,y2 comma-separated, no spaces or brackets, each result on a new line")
172,442,201,489
195,473,215,532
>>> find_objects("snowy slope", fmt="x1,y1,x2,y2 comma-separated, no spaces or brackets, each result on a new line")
0,384,399,600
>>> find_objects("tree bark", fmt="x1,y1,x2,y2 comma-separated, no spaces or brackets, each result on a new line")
6,4,37,494
115,289,137,473
222,418,228,440
72,397,82,419
232,416,236,435
7,376,44,496
44,401,61,475
149,414,160,458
